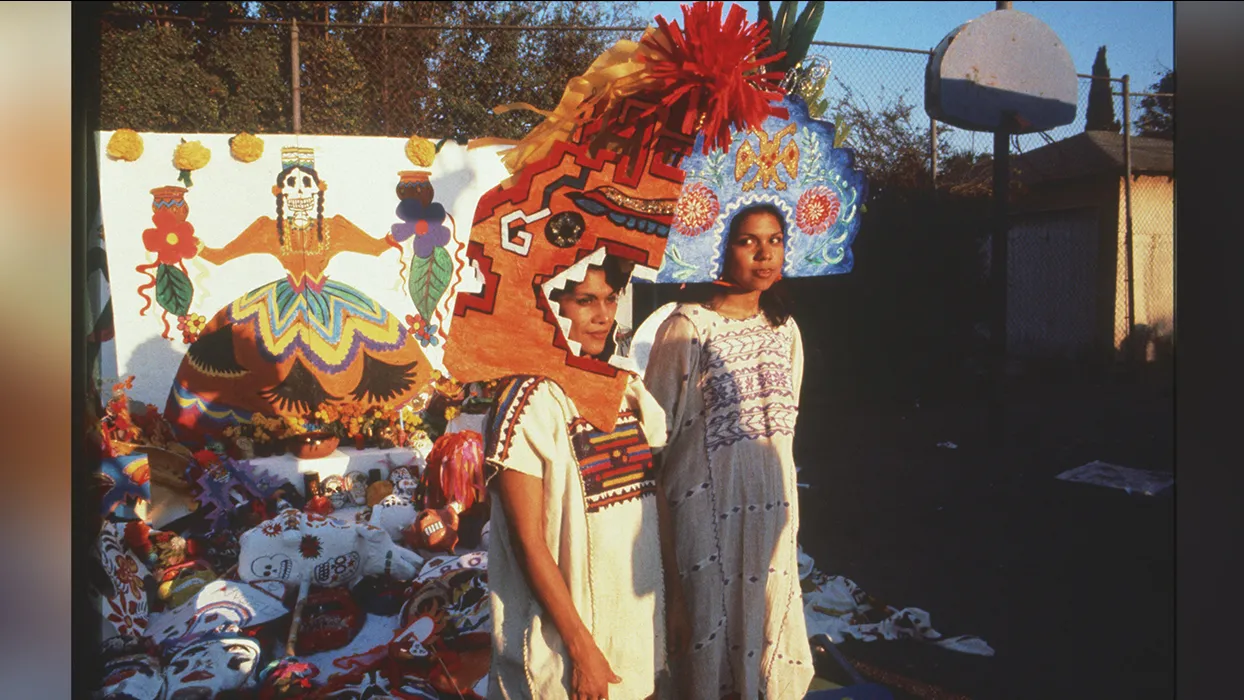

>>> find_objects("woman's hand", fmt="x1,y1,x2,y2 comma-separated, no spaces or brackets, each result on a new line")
569,637,622,700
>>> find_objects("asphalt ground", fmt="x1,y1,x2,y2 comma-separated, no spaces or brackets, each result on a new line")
793,367,1174,699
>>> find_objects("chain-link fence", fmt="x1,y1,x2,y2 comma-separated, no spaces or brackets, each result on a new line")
95,9,1173,376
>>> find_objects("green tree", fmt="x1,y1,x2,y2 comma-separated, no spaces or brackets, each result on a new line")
1135,69,1174,139
97,1,644,138
1085,45,1122,133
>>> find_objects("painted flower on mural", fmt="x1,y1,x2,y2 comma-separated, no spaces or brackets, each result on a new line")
106,129,144,161
177,313,207,344
391,200,450,257
142,210,199,265
229,132,264,163
796,185,841,236
673,182,720,237
406,314,439,348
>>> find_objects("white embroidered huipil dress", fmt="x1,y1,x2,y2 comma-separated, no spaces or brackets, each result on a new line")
484,373,671,700
644,303,812,699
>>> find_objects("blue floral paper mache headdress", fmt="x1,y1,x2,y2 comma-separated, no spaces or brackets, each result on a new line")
653,95,868,283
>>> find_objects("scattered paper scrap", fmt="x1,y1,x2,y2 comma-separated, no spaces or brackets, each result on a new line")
1056,461,1173,496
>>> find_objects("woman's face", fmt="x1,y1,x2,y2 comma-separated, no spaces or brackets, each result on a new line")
560,268,619,358
723,210,785,292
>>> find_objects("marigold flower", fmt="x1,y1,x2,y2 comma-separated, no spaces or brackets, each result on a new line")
173,140,211,171
229,132,264,163
405,136,436,167
107,129,144,161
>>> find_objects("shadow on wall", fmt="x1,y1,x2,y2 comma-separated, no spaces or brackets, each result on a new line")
125,334,191,409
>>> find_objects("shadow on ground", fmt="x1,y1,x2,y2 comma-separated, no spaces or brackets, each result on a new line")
795,367,1174,699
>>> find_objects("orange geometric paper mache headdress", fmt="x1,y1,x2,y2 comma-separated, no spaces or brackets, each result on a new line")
442,2,787,431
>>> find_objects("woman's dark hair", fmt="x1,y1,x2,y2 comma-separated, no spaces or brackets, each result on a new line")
550,254,631,300
677,203,792,327
274,166,326,247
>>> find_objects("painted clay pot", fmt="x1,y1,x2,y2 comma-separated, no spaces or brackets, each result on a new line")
150,186,190,221
396,170,434,206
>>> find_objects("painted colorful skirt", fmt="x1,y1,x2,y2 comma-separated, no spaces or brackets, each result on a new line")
165,276,431,444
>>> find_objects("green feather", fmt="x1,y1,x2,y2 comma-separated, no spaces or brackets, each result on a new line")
773,1,798,57
786,1,825,72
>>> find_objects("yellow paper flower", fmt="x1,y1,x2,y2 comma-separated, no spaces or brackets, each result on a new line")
107,129,144,161
174,140,211,170
444,406,461,422
405,136,436,167
230,132,264,163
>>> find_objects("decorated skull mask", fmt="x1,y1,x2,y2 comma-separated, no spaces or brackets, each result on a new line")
162,635,262,700
97,637,163,700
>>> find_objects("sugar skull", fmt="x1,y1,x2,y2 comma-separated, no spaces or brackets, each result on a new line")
344,470,369,506
162,635,262,700
369,493,417,542
321,475,349,510
388,466,419,498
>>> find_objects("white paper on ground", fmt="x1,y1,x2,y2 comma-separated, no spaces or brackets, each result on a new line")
1055,460,1173,496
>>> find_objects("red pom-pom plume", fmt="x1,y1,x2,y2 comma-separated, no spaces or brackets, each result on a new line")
640,1,789,153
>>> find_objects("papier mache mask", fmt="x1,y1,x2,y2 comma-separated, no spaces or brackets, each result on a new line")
162,633,263,700
442,2,787,431
653,95,869,283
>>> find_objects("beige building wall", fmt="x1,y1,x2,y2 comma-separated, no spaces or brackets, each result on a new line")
1114,175,1175,351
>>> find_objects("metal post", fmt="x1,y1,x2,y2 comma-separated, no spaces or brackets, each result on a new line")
291,18,301,134
1121,74,1137,359
930,117,939,188
382,1,391,135
989,117,1012,444
989,0,1014,444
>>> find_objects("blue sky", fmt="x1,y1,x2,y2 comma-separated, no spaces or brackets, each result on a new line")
638,2,1173,82
636,2,1173,152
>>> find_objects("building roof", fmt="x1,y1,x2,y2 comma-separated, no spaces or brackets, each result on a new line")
1014,130,1173,184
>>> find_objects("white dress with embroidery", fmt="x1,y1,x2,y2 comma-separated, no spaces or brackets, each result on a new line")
484,372,670,700
643,303,812,700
